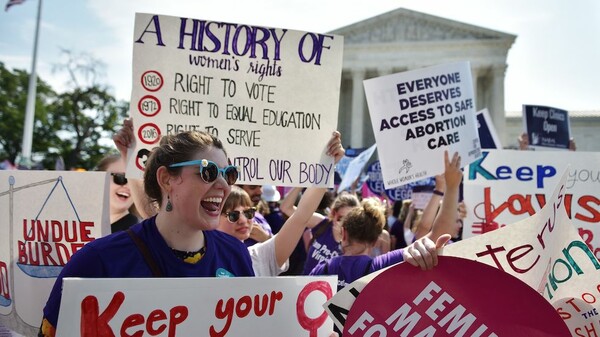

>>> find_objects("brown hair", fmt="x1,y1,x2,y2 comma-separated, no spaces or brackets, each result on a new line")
222,186,253,214
342,197,386,245
144,131,227,205
329,192,359,218
95,154,121,171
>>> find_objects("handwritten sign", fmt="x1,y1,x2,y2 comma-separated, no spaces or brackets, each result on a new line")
127,13,344,187
363,61,481,188
344,256,569,336
464,150,600,257
476,108,502,149
523,104,570,150
0,170,109,335
56,276,337,337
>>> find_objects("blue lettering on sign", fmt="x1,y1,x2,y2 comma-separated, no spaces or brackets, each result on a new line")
468,152,556,188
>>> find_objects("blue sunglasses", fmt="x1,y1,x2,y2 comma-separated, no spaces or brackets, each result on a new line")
169,159,239,185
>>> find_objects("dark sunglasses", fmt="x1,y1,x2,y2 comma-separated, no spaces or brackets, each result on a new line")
169,159,239,185
110,173,128,186
224,207,256,223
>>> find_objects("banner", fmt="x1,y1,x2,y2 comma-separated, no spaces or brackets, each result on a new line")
464,150,600,257
523,104,570,150
476,108,502,149
127,13,344,187
363,61,481,188
0,171,110,335
56,276,337,337
344,256,568,336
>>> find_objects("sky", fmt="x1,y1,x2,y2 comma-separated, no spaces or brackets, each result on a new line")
1,0,599,113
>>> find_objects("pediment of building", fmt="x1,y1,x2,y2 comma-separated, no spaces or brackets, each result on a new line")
330,8,516,44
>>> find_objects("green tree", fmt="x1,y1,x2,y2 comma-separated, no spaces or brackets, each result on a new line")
45,50,129,170
0,62,58,164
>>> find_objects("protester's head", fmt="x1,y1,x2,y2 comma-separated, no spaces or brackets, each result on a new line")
96,154,133,218
342,198,386,246
144,131,237,231
329,192,360,228
398,199,413,224
238,184,263,205
218,186,256,241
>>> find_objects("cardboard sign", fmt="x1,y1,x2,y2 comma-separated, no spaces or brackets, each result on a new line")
363,61,481,188
337,144,376,193
523,104,570,150
0,170,110,335
127,13,344,187
56,276,337,337
476,108,502,149
344,256,569,336
463,150,600,256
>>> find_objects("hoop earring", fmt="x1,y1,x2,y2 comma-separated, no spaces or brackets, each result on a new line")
166,195,173,212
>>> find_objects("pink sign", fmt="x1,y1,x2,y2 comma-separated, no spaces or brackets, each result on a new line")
344,256,569,336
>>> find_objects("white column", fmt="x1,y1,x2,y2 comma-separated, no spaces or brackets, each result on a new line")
350,69,366,148
490,65,507,145
471,67,479,110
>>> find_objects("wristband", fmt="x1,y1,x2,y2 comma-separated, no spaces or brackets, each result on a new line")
433,190,444,196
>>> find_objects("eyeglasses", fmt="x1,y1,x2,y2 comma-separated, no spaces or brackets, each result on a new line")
111,173,128,186
169,159,239,185
224,207,256,223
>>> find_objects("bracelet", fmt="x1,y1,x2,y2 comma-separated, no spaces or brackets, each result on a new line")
433,190,444,196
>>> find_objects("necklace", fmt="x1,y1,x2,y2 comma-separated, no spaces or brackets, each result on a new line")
171,246,207,264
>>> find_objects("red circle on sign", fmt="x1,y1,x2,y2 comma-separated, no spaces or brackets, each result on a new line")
138,123,161,145
343,256,569,337
137,95,161,117
141,70,164,92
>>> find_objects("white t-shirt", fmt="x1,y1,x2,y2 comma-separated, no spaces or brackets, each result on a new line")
248,235,289,276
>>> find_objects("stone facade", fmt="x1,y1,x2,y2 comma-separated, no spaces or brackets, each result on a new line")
329,8,516,148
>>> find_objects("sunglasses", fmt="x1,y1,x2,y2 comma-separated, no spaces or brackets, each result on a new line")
110,173,128,186
169,159,239,185
224,207,256,223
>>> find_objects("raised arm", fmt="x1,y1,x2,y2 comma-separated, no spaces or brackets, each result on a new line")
413,173,445,239
113,118,158,218
274,131,344,267
426,151,462,242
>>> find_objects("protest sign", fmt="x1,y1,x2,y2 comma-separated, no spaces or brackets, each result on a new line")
363,61,481,189
410,185,434,209
463,150,600,257
325,168,600,336
127,13,344,187
56,276,337,337
523,104,570,150
337,144,376,193
344,256,569,336
446,168,600,335
476,108,502,149
0,170,109,335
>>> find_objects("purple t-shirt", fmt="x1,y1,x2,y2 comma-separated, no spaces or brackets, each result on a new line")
42,216,254,328
302,219,341,275
309,249,405,291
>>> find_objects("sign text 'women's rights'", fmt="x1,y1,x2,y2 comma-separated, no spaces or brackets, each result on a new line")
363,62,481,188
127,13,344,187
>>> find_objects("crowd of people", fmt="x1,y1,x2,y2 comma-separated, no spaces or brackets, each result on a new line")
25,117,469,337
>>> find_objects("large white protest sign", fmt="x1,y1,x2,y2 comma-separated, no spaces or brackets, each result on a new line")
127,13,344,187
445,168,600,336
337,144,376,193
56,276,336,337
363,61,481,188
0,171,109,336
464,150,600,257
